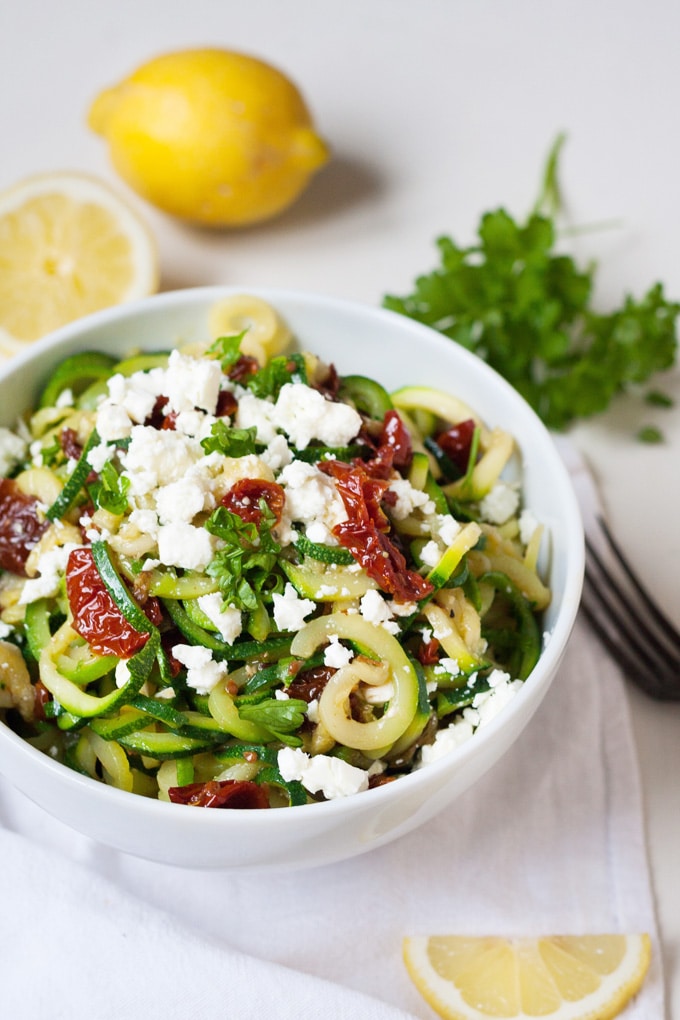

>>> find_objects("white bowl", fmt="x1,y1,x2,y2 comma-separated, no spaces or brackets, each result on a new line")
0,287,584,870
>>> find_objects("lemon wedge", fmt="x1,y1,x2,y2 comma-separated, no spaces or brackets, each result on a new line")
88,48,329,227
403,933,651,1020
0,172,158,357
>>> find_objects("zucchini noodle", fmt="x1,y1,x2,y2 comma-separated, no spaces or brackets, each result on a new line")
0,296,551,809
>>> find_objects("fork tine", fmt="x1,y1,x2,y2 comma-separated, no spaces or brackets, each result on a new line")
582,518,680,700
580,594,677,700
598,516,680,653
585,536,680,667
582,567,680,698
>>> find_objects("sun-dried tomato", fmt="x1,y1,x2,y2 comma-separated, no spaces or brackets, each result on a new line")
313,363,341,400
168,779,270,809
215,390,238,417
0,479,50,576
436,418,476,474
228,355,260,383
59,427,83,461
221,479,286,526
33,681,52,723
378,409,412,470
319,460,433,603
417,637,440,666
65,547,152,658
161,632,183,677
287,665,336,703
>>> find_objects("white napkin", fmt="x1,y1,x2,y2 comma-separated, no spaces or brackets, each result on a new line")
0,446,664,1019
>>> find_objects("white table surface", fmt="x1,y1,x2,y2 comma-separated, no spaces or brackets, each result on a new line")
2,1,679,1014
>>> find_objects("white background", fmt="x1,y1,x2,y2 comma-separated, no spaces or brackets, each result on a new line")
1,1,679,1014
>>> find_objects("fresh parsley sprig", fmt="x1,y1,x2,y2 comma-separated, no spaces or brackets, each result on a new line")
201,421,258,457
383,140,679,432
205,504,281,612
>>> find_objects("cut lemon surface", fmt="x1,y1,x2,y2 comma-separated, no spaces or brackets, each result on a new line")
403,933,651,1020
0,172,158,357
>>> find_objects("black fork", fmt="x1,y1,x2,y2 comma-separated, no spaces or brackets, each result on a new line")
581,516,680,700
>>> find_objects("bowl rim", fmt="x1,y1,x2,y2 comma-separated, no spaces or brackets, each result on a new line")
0,285,585,827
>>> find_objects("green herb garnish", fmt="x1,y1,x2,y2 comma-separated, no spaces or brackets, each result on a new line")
201,421,258,457
383,139,679,431
637,425,664,444
90,460,130,515
204,504,280,612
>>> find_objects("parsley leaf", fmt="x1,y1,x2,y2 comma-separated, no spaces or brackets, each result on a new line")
638,425,664,444
209,332,246,371
89,460,130,515
246,353,308,399
237,696,308,746
383,144,679,431
205,504,281,612
201,421,258,457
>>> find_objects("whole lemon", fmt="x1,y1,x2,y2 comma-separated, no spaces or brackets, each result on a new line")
88,49,329,227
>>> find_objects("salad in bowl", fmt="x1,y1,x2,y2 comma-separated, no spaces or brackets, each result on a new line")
0,293,551,809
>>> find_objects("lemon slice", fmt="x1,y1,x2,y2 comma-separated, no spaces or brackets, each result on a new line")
403,933,651,1020
0,172,158,357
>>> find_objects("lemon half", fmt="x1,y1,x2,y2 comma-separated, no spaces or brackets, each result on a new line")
88,48,329,227
403,933,651,1020
0,172,158,357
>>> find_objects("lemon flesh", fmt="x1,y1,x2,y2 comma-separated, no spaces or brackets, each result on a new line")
88,49,329,227
403,933,651,1020
0,172,158,355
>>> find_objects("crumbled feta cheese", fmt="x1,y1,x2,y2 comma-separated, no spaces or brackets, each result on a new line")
479,482,520,525
173,644,227,694
435,514,461,547
472,676,522,725
196,593,243,645
157,522,216,571
163,350,222,414
272,583,315,632
420,541,441,568
438,657,461,677
0,427,27,476
323,635,354,669
86,442,113,474
419,718,476,764
315,584,339,598
277,747,369,799
18,543,80,604
306,699,320,724
96,403,132,441
274,688,290,701
387,478,435,521
277,460,347,546
390,600,418,618
120,427,204,497
155,476,211,525
235,391,279,444
128,508,161,540
519,508,539,545
105,372,158,423
55,388,74,408
274,382,362,450
0,620,13,639
359,589,400,635
174,410,218,440
260,434,293,471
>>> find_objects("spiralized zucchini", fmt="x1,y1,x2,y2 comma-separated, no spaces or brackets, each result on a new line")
0,296,550,809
